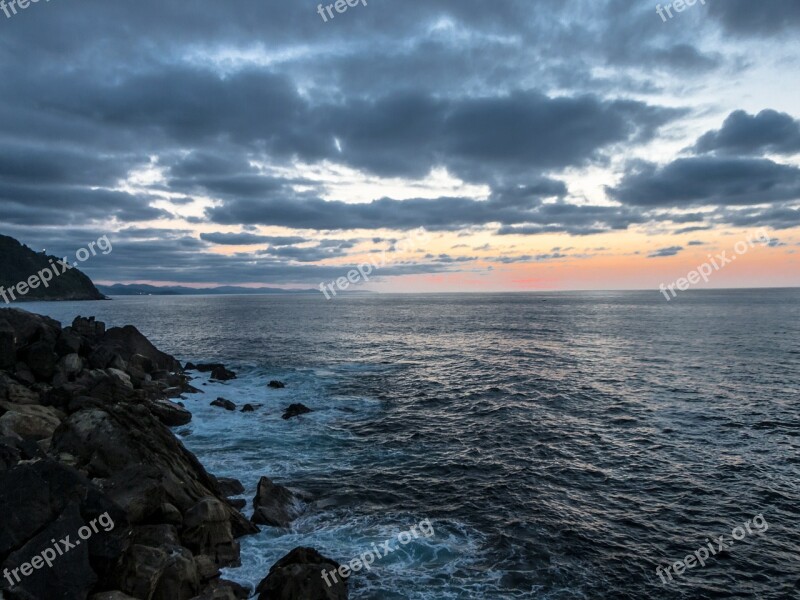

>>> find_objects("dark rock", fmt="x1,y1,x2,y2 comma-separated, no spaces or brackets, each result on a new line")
1,503,98,600
50,403,256,539
55,327,83,356
25,339,58,381
282,404,313,420
217,477,245,497
98,325,183,372
191,363,225,373
14,361,37,385
72,316,106,340
210,366,236,381
132,524,182,548
0,402,63,440
268,380,286,389
251,476,304,528
255,547,347,600
149,399,193,426
181,498,241,567
193,579,251,600
0,309,61,349
129,353,156,374
0,460,129,590
89,344,116,369
114,543,200,600
211,398,236,411
0,318,15,369
241,404,255,413
227,498,247,511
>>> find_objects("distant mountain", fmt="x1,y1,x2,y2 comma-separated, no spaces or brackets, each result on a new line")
98,283,319,296
0,235,105,302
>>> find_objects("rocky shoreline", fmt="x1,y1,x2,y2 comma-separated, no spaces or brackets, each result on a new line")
0,308,348,600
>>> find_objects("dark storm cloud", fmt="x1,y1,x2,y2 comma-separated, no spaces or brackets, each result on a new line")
693,110,800,156
609,158,800,208
207,190,647,234
707,0,800,35
200,232,308,246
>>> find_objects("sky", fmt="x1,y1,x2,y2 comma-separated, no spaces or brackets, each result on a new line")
0,0,799,292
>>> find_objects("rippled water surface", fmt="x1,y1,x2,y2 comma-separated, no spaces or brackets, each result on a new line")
23,290,800,599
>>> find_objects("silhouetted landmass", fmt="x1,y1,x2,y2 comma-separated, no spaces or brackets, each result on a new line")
0,235,105,302
98,283,373,296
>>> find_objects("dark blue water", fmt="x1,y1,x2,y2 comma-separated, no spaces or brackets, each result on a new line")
22,290,800,599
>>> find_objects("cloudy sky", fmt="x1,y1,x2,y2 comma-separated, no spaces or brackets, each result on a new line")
1,0,799,292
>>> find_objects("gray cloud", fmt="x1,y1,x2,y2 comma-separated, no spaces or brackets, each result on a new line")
693,110,800,156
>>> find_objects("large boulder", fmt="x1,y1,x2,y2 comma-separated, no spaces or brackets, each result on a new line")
256,547,347,600
50,404,256,536
97,325,182,373
114,543,200,600
181,498,240,567
0,402,64,440
0,309,61,349
2,503,98,600
251,476,305,528
149,399,193,426
0,460,129,595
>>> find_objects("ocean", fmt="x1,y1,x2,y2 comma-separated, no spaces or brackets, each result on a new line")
20,290,800,599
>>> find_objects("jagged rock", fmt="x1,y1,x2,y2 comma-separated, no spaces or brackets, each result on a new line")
50,404,256,537
72,316,106,340
217,477,245,497
0,402,64,440
282,404,312,420
241,404,255,413
210,366,236,381
211,398,236,411
268,380,286,389
256,547,347,600
98,325,183,372
91,592,139,600
0,435,44,470
251,476,304,528
181,498,241,567
115,543,200,600
149,399,193,426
